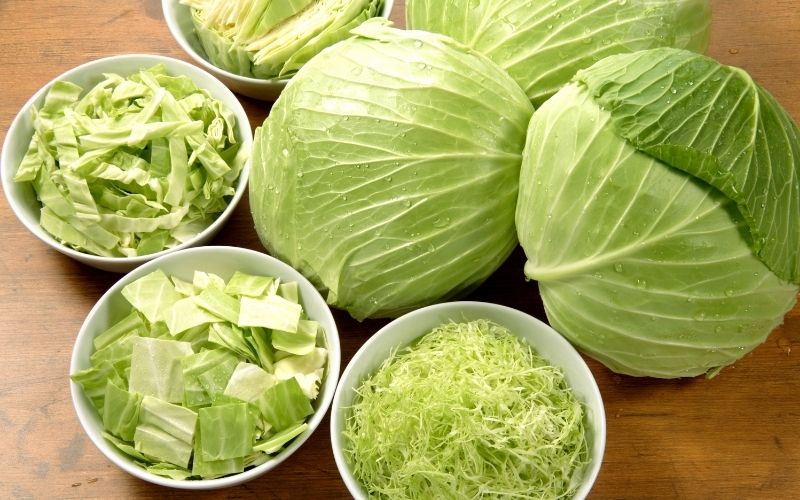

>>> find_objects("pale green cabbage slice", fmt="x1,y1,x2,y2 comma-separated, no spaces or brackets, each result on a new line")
274,347,327,399
198,403,255,461
250,20,534,320
181,349,240,407
224,271,276,297
271,319,319,355
134,396,198,468
255,378,313,431
224,362,278,402
517,81,798,378
239,294,302,331
122,269,182,323
194,286,241,323
192,423,244,478
13,66,246,257
406,0,710,106
129,338,194,403
102,382,142,441
165,296,224,335
253,422,308,454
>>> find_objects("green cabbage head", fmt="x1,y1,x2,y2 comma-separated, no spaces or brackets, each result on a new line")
250,20,534,320
406,0,711,105
517,48,800,378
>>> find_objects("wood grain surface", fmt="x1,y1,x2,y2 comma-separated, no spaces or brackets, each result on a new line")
0,1,798,498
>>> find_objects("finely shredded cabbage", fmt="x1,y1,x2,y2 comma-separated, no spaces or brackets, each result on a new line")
343,320,589,499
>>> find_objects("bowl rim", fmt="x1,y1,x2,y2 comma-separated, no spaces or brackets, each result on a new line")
161,0,396,86
0,53,252,270
69,245,341,489
330,300,606,499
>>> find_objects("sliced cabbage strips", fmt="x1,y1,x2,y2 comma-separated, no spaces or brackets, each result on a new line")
250,20,534,320
406,0,711,106
183,0,383,79
13,66,247,258
517,69,799,378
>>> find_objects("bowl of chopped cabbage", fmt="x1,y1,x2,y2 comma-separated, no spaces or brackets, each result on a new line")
1,54,251,273
331,301,606,499
162,0,394,100
70,246,339,489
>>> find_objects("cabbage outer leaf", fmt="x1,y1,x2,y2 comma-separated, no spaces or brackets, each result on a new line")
517,84,798,377
251,20,533,319
406,0,710,105
576,48,800,284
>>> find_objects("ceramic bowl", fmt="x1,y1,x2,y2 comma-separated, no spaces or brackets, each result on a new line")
331,301,606,499
70,246,340,489
1,54,252,273
162,0,395,100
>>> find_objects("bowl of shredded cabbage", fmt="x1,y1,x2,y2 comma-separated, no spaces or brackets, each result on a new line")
162,0,395,100
331,301,606,499
70,246,340,488
1,54,251,273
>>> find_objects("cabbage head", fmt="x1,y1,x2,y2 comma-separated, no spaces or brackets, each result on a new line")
517,48,800,378
406,0,711,105
250,20,534,320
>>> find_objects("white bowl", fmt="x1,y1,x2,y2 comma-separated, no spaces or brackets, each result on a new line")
70,246,340,489
0,54,252,273
331,301,606,499
162,0,395,100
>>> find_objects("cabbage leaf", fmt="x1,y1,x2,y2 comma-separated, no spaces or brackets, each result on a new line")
198,403,254,461
134,396,198,468
128,337,194,403
576,48,800,284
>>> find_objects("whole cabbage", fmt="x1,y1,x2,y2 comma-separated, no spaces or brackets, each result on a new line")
516,48,800,377
406,0,711,105
250,21,534,320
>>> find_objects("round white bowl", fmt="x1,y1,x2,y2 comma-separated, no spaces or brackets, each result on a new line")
162,0,395,100
70,246,340,489
1,54,252,273
331,301,606,499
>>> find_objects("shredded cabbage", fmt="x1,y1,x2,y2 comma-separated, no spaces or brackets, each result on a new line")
343,320,589,499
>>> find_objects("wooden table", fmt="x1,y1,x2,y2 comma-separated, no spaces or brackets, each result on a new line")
1,0,797,498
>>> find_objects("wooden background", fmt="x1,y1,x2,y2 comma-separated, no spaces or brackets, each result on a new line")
0,0,798,498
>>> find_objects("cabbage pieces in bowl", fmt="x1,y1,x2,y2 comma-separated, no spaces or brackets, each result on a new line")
183,0,384,79
71,269,327,480
13,65,247,257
